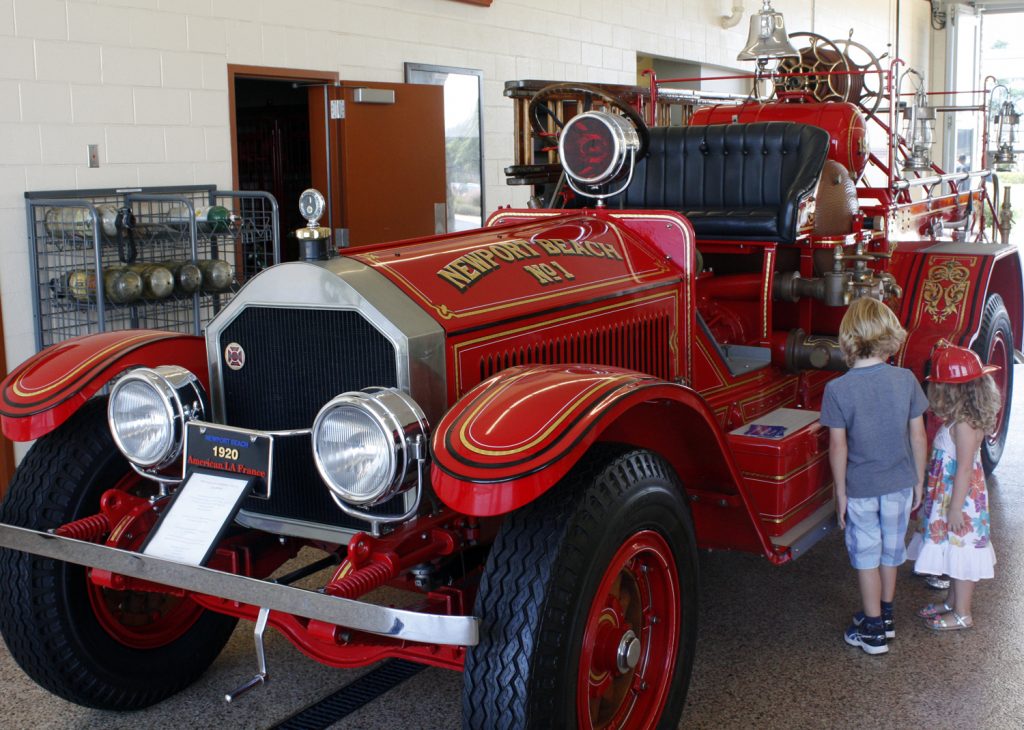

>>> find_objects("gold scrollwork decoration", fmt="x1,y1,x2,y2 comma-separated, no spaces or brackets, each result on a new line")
921,259,970,323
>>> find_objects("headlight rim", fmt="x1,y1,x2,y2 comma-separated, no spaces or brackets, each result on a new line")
311,387,427,508
107,365,206,470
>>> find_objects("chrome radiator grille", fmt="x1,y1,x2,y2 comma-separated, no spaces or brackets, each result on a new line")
218,306,404,528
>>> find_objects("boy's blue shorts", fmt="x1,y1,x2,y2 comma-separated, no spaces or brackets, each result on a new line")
844,488,914,569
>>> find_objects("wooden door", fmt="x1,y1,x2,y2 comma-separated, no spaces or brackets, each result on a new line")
310,82,446,246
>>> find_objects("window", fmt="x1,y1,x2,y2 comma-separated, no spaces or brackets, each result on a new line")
405,64,485,231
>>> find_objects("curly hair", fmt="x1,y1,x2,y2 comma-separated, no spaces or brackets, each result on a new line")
928,375,1002,433
838,297,906,367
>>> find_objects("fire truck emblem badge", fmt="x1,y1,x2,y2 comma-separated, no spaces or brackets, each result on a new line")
224,342,245,370
922,259,970,323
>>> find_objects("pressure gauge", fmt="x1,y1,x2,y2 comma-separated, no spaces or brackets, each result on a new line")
299,189,325,227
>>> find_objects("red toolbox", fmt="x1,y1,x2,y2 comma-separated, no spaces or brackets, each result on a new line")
728,408,833,538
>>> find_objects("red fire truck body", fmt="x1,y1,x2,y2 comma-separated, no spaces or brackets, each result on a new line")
0,47,1020,729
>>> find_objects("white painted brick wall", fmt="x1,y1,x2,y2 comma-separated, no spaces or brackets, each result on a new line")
71,84,135,124
102,46,163,86
128,8,188,51
0,166,27,209
0,0,929,399
40,123,105,165
133,87,190,125
138,160,197,186
186,16,226,54
76,162,140,189
25,163,77,195
68,2,127,45
200,54,227,89
0,37,35,78
36,41,102,83
164,125,207,162
106,124,165,163
14,0,68,41
0,123,41,165
0,80,20,122
161,51,205,89
0,1,14,36
188,88,227,126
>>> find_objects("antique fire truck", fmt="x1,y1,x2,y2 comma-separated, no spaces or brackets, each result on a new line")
0,33,1020,729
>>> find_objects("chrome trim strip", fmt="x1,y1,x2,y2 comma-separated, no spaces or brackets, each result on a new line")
130,463,182,488
0,523,478,646
261,427,312,437
233,511,360,544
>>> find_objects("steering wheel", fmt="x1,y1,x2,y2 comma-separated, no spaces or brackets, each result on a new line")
528,82,650,161
774,32,851,103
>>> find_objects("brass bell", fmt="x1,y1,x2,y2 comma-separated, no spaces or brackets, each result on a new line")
737,0,799,62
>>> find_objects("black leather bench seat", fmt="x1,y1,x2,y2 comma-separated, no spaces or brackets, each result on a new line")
604,122,830,243
679,208,781,239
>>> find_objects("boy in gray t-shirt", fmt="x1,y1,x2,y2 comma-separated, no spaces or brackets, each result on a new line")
819,298,928,655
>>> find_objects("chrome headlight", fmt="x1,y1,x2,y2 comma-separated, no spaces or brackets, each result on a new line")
312,388,428,507
107,365,206,469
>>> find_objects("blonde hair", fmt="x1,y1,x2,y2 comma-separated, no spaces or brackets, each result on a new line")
838,297,906,367
928,375,1001,433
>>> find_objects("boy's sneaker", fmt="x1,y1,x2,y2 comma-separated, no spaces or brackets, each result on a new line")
844,619,888,655
853,610,895,639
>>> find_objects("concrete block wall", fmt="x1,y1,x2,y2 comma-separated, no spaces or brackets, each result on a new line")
0,0,926,407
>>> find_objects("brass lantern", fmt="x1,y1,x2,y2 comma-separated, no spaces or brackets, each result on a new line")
902,88,936,174
993,99,1019,172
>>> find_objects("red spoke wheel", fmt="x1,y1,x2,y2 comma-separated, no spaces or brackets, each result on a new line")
87,569,206,650
463,449,697,730
86,475,205,650
971,294,1014,474
577,531,680,729
0,398,237,710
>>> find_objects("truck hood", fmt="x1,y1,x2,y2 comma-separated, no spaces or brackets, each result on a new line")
347,210,684,334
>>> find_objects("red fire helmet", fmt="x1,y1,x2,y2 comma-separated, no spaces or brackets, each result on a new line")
926,340,1001,383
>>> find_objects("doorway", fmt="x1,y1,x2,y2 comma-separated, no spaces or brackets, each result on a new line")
235,78,310,246
229,65,339,260
229,65,447,251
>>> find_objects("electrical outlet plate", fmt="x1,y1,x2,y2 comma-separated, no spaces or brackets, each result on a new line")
88,144,99,168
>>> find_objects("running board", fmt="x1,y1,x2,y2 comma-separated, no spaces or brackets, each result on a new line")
768,499,837,560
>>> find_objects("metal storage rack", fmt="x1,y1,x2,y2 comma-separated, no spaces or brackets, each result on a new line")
25,185,280,351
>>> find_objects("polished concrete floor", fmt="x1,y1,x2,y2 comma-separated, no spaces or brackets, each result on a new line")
2,368,1023,729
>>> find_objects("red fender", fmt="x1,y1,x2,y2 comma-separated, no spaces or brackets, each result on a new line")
431,364,773,556
1,330,208,441
892,244,1023,376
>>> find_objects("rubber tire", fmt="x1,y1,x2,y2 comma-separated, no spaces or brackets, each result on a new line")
461,449,698,729
971,294,1014,474
0,398,238,710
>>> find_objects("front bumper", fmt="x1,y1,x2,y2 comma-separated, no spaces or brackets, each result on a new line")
0,523,479,647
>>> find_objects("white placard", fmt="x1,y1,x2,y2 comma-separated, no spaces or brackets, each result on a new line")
142,471,251,565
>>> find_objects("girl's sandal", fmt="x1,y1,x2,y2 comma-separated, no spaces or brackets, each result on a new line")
926,611,973,631
917,602,952,618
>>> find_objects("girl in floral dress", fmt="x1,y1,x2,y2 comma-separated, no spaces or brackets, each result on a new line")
907,342,1002,630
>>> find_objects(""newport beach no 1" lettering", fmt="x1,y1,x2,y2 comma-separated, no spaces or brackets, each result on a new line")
436,238,623,292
